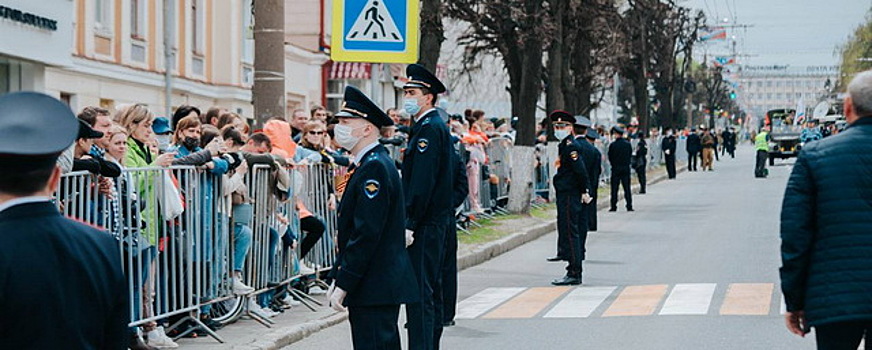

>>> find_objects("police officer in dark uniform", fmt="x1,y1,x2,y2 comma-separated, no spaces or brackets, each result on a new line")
584,129,603,230
328,86,419,350
440,138,469,328
0,92,129,349
400,64,454,350
549,111,591,286
628,123,648,194
661,127,678,179
608,126,634,212
572,118,602,231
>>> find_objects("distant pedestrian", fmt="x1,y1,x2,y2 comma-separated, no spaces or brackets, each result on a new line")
780,70,872,349
661,128,677,179
629,125,648,194
700,126,715,171
686,127,701,171
722,127,736,158
754,126,770,178
608,126,633,212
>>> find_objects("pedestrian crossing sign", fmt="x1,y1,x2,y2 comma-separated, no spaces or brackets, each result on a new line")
331,0,419,63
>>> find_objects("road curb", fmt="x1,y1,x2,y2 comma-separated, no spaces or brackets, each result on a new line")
274,162,689,349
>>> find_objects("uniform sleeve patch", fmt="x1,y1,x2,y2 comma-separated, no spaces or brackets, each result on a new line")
570,150,579,161
417,138,429,153
364,179,380,199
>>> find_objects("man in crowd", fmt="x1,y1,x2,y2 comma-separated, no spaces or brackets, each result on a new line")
755,126,770,178
608,126,633,212
401,63,454,350
0,92,128,349
700,125,715,171
548,111,590,286
662,127,677,179
327,86,418,350
311,106,329,122
686,127,701,171
203,106,227,126
780,70,872,349
290,108,310,142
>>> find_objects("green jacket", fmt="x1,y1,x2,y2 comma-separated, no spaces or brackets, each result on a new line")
124,138,158,245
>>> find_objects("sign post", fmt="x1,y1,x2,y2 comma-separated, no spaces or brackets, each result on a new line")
331,0,419,63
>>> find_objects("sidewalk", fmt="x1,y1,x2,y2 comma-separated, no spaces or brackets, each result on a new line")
174,161,686,349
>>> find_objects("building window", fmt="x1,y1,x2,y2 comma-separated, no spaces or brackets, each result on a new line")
242,65,253,86
767,93,773,100
327,79,366,112
767,81,773,87
131,0,147,39
242,0,254,64
191,0,205,55
95,0,113,34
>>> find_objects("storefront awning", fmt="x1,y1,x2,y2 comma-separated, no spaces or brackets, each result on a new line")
329,62,371,80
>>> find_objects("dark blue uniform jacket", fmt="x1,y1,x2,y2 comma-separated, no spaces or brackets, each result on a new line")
553,135,589,193
402,110,454,230
335,145,419,307
0,201,128,349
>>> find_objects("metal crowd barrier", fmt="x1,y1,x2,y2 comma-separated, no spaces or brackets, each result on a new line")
55,160,347,342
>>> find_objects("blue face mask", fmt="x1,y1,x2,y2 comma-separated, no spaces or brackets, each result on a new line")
403,98,422,116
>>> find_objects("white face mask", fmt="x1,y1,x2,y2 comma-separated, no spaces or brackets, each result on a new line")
334,123,363,150
554,129,570,140
156,134,172,152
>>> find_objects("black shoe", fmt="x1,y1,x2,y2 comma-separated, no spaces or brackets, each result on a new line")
608,208,617,212
639,190,646,194
627,208,635,212
551,275,582,286
443,320,456,327
546,256,566,262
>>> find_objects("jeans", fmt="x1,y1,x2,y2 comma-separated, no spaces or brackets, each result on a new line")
233,223,253,272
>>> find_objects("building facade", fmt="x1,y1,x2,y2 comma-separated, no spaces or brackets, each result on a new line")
736,65,839,120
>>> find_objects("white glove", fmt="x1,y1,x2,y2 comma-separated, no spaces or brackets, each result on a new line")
582,193,593,204
405,229,415,248
328,282,347,312
665,150,671,155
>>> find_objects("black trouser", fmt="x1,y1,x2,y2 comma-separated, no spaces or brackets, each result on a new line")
406,221,447,350
635,162,647,193
727,146,735,158
557,191,585,278
815,321,872,350
440,222,458,325
298,216,325,260
688,151,699,171
755,150,768,177
610,172,632,210
665,153,676,179
348,304,402,350
587,192,598,231
714,145,720,161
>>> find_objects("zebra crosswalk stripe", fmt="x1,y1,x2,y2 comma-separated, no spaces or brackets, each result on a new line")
659,283,717,315
455,287,526,320
543,286,617,318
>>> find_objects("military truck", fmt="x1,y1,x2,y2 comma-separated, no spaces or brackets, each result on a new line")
765,109,802,166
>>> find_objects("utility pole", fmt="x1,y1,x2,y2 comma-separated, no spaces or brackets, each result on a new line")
163,0,174,119
253,0,286,128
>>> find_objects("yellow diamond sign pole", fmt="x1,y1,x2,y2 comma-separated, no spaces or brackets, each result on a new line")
331,0,420,63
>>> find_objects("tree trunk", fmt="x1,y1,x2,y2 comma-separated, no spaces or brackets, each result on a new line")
253,0,286,128
418,0,444,71
545,0,566,114
507,145,536,214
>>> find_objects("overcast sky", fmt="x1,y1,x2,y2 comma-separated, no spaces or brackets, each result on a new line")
678,0,871,67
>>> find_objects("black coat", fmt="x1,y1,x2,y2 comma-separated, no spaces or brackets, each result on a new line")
553,135,589,193
661,135,677,156
780,117,872,326
0,201,128,349
335,144,419,306
686,133,702,153
576,136,602,193
452,147,469,209
608,138,633,175
402,110,454,229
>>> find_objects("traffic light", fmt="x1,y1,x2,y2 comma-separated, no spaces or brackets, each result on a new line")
729,91,737,99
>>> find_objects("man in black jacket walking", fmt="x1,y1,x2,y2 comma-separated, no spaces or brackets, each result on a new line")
686,128,701,171
661,128,677,179
780,70,872,349
608,126,633,212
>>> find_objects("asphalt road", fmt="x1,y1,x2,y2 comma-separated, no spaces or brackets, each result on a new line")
288,145,815,350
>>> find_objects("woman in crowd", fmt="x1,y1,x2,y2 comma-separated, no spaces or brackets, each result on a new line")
463,122,489,213
218,126,256,296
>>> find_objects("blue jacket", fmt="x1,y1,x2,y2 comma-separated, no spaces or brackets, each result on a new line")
780,117,872,326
